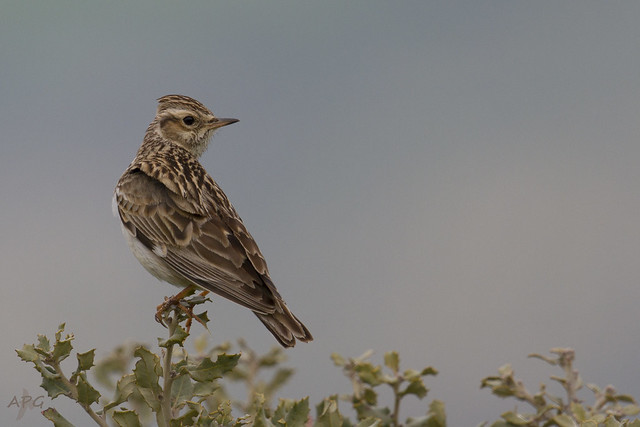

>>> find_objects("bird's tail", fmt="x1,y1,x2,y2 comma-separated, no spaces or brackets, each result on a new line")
255,303,313,348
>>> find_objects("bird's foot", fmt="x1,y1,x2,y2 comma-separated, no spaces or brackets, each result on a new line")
155,286,211,332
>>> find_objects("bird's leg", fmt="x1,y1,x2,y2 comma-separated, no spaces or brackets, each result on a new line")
177,300,207,333
155,285,197,325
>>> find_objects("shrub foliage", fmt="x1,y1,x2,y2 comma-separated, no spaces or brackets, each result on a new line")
17,294,640,426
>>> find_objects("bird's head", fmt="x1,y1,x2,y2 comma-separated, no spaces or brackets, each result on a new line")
154,94,238,157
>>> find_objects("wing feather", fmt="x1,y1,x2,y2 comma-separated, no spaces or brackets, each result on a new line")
115,169,276,314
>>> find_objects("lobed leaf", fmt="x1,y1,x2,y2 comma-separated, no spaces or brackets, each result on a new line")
112,409,142,427
551,414,575,427
169,405,199,427
158,324,189,348
355,363,382,386
188,353,239,382
52,338,73,363
37,335,51,353
500,411,529,425
384,351,399,373
76,373,101,406
41,376,71,399
42,407,74,427
76,349,96,372
170,373,193,408
132,346,162,389
315,396,350,427
284,397,310,426
16,344,40,363
192,380,220,397
401,379,428,399
355,418,382,427
331,353,346,367
103,373,137,411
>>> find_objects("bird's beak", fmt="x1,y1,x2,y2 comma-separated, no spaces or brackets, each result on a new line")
208,118,239,129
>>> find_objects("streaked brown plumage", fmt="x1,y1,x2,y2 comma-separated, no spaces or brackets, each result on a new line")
114,95,312,347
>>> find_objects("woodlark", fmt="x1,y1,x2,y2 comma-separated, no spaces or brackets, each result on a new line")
114,95,312,347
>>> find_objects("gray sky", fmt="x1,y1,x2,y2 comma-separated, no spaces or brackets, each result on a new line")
3,2,640,425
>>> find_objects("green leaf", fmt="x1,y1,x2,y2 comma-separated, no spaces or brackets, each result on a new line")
42,407,74,427
355,363,382,386
104,374,137,411
51,325,73,362
132,346,162,411
406,416,433,427
55,323,66,339
623,404,640,416
353,401,392,424
195,310,210,328
193,380,220,397
614,393,636,403
52,338,73,363
210,400,236,425
272,398,290,425
315,395,347,427
37,335,51,353
489,384,515,398
251,394,276,427
426,399,446,426
361,388,377,406
570,401,586,421
135,386,162,412
41,376,71,399
188,353,239,382
76,373,101,405
170,405,199,427
356,418,381,427
384,352,399,373
404,369,421,381
158,324,189,348
528,352,559,365
188,357,221,382
284,397,310,426
330,353,346,367
401,378,428,399
501,411,529,425
76,349,95,371
603,415,623,427
170,373,193,407
16,344,40,363
132,346,162,389
112,409,142,427
421,366,438,376
551,414,575,427
585,414,605,424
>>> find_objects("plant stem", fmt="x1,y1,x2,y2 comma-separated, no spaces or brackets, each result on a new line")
52,362,108,427
391,377,401,427
160,311,178,427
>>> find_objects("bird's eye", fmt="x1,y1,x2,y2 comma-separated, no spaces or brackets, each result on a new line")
182,116,195,126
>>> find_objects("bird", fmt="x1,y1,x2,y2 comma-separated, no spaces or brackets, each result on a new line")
113,94,312,347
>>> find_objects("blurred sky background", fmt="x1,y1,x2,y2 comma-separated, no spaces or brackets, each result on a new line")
3,2,640,425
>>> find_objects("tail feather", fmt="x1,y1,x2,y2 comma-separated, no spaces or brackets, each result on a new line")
255,304,313,348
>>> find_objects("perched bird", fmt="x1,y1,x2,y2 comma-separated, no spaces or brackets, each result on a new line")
114,95,312,347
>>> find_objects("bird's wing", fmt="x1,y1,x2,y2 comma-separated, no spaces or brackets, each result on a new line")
115,168,278,314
